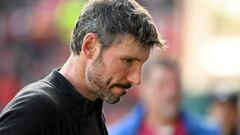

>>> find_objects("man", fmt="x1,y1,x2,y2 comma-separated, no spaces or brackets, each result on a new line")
0,0,163,135
109,58,220,135
238,95,240,135
209,93,239,135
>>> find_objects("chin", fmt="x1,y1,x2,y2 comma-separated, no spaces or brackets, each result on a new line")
104,96,121,104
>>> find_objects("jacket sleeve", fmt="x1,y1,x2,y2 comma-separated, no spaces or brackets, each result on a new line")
0,90,59,135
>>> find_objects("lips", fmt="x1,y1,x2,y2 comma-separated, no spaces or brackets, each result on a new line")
121,89,127,96
111,86,127,97
117,87,127,95
122,84,132,89
111,83,132,90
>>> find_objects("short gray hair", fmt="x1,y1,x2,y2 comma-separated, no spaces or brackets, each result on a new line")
70,0,164,55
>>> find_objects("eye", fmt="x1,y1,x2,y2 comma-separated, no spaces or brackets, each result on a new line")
122,58,134,64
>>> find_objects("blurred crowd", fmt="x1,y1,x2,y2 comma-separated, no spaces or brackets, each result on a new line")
0,0,240,135
0,0,74,109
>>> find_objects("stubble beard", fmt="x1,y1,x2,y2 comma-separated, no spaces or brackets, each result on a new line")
86,57,121,104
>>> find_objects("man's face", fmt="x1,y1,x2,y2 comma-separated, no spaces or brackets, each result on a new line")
86,35,150,104
210,102,238,128
141,66,180,119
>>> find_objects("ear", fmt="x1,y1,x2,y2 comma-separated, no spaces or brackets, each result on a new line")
81,33,99,59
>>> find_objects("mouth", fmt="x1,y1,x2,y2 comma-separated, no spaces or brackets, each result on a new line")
109,83,132,96
117,87,127,96
122,85,132,95
111,83,132,89
110,86,127,97
121,88,127,96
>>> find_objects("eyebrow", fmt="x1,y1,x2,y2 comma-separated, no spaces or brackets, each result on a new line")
125,57,146,63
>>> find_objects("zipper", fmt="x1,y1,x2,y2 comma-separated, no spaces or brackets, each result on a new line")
101,112,108,135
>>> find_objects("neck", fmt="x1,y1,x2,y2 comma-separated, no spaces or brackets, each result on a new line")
59,54,98,101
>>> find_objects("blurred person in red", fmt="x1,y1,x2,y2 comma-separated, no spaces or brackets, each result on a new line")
0,0,164,135
109,58,220,135
209,93,239,135
0,72,20,111
238,95,240,134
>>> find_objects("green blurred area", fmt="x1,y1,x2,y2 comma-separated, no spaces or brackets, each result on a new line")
55,0,85,42
182,94,213,117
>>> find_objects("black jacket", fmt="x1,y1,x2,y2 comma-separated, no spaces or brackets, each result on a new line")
0,70,108,135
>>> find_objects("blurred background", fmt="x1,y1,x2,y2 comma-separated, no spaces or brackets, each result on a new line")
0,0,240,134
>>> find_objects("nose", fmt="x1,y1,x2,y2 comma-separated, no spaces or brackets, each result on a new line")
127,67,141,85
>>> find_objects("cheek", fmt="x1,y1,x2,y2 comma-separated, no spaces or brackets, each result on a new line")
111,60,128,71
104,60,129,80
88,59,109,87
148,86,174,104
142,86,159,104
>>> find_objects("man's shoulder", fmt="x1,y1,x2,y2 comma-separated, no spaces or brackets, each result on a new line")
2,80,61,115
19,79,57,96
0,81,61,135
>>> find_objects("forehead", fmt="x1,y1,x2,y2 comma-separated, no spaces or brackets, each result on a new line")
105,35,151,61
149,66,177,79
